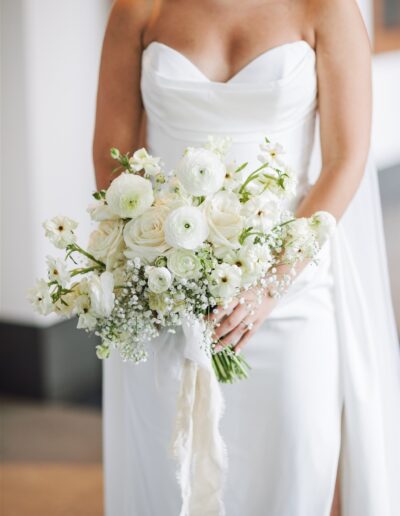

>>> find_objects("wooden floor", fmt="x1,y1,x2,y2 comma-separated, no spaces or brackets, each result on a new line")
1,399,103,516
1,463,103,516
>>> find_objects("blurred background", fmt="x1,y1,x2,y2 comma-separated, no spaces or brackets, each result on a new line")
0,0,399,515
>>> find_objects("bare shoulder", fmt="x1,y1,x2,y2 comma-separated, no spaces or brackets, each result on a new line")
107,0,151,37
307,0,370,45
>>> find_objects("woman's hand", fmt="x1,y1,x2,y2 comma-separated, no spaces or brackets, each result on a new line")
208,287,278,354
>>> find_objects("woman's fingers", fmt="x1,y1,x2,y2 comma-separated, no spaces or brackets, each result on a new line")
214,319,250,351
208,298,238,323
213,303,249,340
233,327,256,354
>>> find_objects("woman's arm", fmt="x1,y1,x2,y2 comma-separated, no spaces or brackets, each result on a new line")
296,0,372,220
213,0,373,352
93,0,150,191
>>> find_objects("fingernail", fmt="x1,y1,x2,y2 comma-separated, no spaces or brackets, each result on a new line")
214,345,222,352
234,348,241,355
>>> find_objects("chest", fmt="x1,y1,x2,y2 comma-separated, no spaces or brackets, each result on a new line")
143,0,310,84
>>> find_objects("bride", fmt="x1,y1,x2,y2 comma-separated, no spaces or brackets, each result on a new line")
93,0,400,515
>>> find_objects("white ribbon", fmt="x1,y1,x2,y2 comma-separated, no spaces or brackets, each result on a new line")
168,315,228,516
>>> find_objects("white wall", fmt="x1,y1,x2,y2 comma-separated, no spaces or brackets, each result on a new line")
356,0,400,169
372,51,400,168
0,0,110,325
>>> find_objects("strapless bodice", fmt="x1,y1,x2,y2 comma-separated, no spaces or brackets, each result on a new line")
140,40,318,202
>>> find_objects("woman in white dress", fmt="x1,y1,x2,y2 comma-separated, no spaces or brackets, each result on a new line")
93,1,400,515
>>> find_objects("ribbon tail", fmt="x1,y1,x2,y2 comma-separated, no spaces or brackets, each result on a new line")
169,357,228,516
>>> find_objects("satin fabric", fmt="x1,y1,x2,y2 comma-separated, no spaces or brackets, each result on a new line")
103,40,400,516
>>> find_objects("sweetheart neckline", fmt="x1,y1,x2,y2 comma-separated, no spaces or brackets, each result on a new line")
142,40,315,85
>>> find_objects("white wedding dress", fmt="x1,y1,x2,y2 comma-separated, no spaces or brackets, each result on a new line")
103,40,400,516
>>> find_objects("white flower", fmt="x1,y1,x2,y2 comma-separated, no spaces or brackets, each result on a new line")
310,211,336,246
145,266,172,293
241,192,280,232
87,199,119,222
175,147,226,196
222,160,247,191
208,263,242,300
129,148,162,177
123,205,171,263
258,140,285,166
46,256,71,287
230,244,273,287
282,218,317,262
43,216,78,249
164,206,208,250
105,173,154,219
166,249,202,279
202,191,243,249
88,220,125,270
204,135,232,157
27,279,53,315
77,312,97,331
87,271,115,318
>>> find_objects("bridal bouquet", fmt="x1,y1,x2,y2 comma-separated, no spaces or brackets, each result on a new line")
28,135,335,383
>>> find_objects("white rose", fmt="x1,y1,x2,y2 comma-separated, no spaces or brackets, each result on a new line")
164,206,208,250
208,263,242,300
129,148,162,177
87,271,115,318
145,266,172,293
203,191,243,248
87,199,119,221
27,279,53,315
105,173,154,219
175,147,226,196
310,211,336,246
166,249,202,279
43,215,78,249
88,220,125,270
123,205,171,263
46,255,71,287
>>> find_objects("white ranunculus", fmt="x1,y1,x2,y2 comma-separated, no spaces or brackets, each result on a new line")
166,249,202,279
123,205,171,263
175,147,226,196
46,255,71,287
202,191,243,248
241,191,280,232
164,206,208,250
129,148,162,177
27,279,53,315
105,173,154,219
87,271,115,318
310,211,337,246
87,199,119,222
208,263,242,300
43,216,78,249
88,220,125,270
145,266,172,293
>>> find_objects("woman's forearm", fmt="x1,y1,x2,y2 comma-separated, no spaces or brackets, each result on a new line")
295,158,368,221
